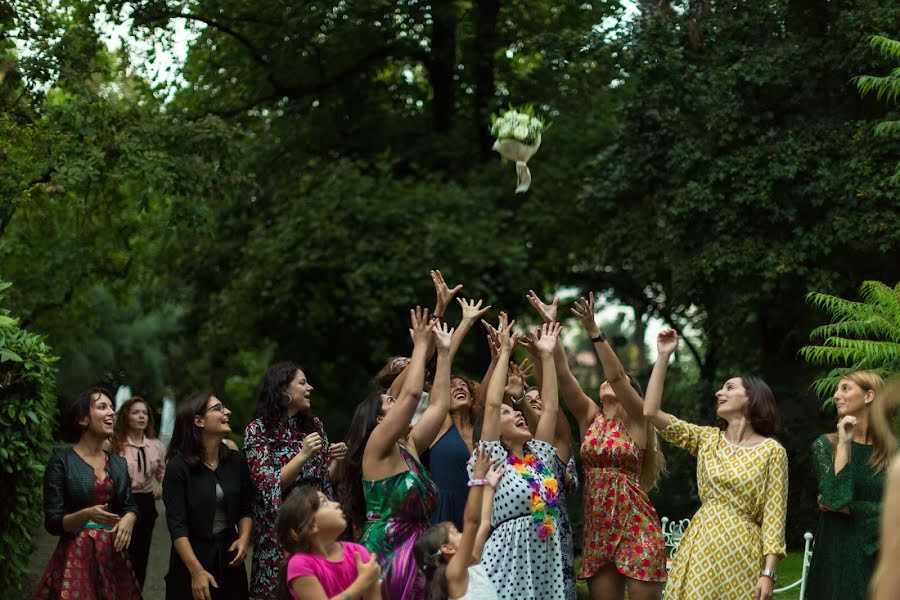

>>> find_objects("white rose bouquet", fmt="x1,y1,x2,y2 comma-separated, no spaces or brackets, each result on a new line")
490,106,545,193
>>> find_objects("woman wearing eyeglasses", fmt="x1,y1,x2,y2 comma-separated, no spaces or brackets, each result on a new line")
163,393,253,600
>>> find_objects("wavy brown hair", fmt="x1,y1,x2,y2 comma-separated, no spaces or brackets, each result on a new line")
826,371,895,473
110,396,157,454
255,361,321,436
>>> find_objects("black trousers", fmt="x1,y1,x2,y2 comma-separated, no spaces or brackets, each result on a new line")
129,491,158,589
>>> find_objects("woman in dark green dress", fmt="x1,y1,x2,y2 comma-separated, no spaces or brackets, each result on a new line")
807,371,896,600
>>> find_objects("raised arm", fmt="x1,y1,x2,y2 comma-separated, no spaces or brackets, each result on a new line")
367,307,433,458
572,292,645,422
480,313,517,442
409,321,455,453
445,444,490,598
476,320,501,410
532,322,562,443
389,270,461,399
450,297,491,357
643,328,678,430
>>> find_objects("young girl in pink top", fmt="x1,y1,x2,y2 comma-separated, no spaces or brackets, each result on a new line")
276,486,382,600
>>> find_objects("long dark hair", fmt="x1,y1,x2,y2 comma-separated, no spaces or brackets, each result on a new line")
166,391,230,467
63,387,113,443
275,486,321,600
255,361,321,436
110,396,157,454
338,391,384,536
413,522,452,600
722,375,779,437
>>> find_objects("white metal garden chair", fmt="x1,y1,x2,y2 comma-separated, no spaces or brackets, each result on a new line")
660,517,814,600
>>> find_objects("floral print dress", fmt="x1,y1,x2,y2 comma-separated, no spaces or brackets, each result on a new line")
579,409,667,582
244,415,334,599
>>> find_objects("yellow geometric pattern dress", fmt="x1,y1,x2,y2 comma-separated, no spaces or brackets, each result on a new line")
658,416,788,600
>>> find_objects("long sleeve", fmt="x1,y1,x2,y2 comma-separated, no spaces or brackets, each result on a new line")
812,435,853,510
243,419,281,506
115,454,139,516
239,451,254,519
154,438,167,483
43,451,67,536
761,443,788,557
656,415,716,457
163,455,190,540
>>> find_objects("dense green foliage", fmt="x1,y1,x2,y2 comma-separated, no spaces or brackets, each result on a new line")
801,280,900,398
0,281,58,592
856,35,900,182
2,0,899,554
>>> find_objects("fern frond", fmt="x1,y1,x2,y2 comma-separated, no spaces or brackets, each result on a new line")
856,74,900,104
869,35,900,61
874,120,900,137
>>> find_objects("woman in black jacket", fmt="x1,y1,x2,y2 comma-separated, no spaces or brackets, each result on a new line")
163,391,253,600
33,387,142,599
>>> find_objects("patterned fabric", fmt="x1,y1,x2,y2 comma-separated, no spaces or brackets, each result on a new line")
658,416,788,600
472,440,565,600
244,416,334,599
807,436,888,600
360,445,438,600
34,461,142,599
579,409,666,583
554,455,577,600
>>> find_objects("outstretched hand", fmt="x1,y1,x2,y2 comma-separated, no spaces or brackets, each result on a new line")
527,289,559,324
432,321,455,353
496,312,519,352
432,270,462,315
505,358,532,399
482,319,501,360
458,297,491,322
533,321,561,356
470,441,492,479
409,306,434,346
657,328,679,355
571,292,600,337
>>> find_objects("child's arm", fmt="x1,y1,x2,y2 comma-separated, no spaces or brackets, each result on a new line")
472,461,503,563
446,444,492,598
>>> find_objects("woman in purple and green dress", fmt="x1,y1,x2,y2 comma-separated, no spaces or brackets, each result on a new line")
339,304,465,600
244,362,347,599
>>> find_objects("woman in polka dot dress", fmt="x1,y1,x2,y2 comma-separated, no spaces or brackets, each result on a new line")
472,316,566,600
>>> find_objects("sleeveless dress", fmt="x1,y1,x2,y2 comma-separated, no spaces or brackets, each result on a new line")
457,564,498,600
427,424,471,529
34,467,142,599
554,455,577,600
579,410,667,582
472,439,565,600
359,445,438,600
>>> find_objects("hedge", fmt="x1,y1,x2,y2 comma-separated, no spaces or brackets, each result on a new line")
0,280,58,592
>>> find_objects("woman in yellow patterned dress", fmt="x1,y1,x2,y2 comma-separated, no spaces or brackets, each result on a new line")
643,329,788,600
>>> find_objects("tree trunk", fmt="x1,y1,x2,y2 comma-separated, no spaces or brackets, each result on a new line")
472,0,499,158
429,0,457,133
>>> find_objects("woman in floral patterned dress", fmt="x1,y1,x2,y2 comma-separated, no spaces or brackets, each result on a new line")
34,387,141,599
644,329,788,600
529,292,667,600
244,361,347,599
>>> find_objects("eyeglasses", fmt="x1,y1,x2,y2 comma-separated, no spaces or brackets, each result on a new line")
200,403,226,415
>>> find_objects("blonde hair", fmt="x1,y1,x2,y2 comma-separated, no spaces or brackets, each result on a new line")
641,423,667,491
826,371,896,474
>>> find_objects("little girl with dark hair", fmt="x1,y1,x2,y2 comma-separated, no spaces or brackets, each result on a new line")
276,485,381,600
413,444,503,600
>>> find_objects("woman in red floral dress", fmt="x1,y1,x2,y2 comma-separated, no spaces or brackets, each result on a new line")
34,387,142,600
530,292,667,600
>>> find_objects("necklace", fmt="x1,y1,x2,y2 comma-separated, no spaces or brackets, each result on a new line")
507,451,559,540
726,434,754,455
204,459,218,469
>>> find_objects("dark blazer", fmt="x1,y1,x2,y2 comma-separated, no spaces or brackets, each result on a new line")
163,449,253,543
43,447,138,537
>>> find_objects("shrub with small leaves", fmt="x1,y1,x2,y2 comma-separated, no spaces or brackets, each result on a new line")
0,280,58,592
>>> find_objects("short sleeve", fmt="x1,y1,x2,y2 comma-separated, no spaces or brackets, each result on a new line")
287,551,317,582
526,439,557,467
657,415,717,457
466,440,507,478
761,442,788,557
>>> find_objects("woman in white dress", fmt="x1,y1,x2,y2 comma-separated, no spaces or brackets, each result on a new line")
471,316,566,600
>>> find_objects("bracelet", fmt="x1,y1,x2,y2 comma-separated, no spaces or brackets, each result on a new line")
760,569,777,582
591,332,607,343
467,478,488,487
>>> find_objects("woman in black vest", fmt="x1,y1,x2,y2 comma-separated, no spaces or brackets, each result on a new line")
163,392,253,600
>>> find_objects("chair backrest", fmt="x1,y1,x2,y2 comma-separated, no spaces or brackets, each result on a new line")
660,516,691,557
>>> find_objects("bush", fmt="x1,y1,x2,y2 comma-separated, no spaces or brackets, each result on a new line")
0,280,58,592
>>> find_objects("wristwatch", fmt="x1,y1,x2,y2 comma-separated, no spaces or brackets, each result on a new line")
760,569,777,582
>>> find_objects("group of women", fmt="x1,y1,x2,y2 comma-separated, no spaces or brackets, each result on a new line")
33,270,897,600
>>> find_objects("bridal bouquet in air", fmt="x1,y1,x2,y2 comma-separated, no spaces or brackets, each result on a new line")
490,106,545,193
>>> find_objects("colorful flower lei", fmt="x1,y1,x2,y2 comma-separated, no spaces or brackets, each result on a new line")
507,451,559,540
